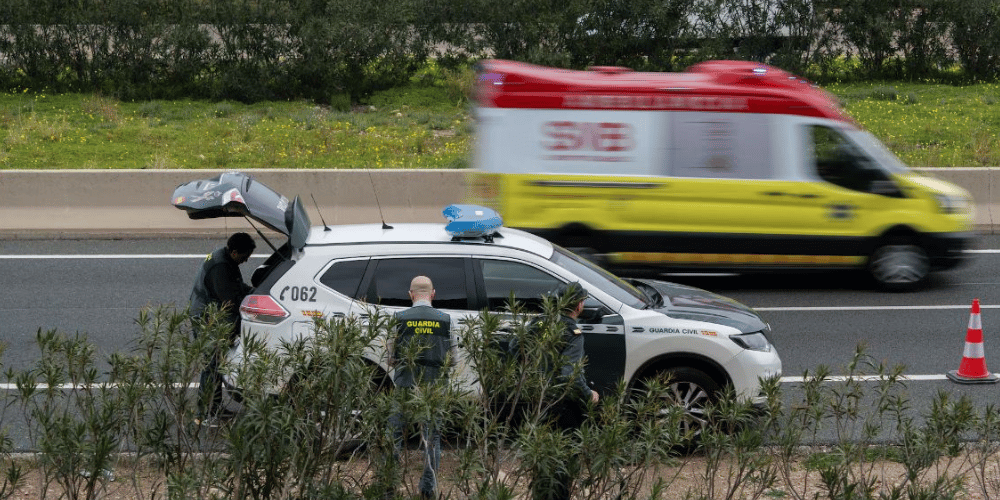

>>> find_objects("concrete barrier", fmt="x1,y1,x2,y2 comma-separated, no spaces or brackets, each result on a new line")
0,167,996,238
0,169,468,238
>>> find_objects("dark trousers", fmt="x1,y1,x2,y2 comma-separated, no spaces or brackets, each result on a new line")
530,398,587,500
191,317,234,417
389,410,441,497
198,349,224,416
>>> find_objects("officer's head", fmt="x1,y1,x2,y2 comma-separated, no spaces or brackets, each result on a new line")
408,275,435,303
227,232,255,264
556,281,588,316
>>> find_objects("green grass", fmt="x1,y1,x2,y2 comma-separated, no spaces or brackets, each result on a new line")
832,81,1000,168
0,85,472,170
1,78,999,170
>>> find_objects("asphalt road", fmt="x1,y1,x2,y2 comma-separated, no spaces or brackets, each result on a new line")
2,235,1000,450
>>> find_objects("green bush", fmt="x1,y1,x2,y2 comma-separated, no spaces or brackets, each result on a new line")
7,306,1000,498
4,0,1000,100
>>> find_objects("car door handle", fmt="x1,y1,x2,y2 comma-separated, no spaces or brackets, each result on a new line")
580,325,594,331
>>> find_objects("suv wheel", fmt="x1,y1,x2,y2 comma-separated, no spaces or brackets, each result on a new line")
869,243,929,291
639,367,719,440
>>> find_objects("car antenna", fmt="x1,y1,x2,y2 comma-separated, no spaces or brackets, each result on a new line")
310,193,331,232
243,216,280,254
368,171,393,230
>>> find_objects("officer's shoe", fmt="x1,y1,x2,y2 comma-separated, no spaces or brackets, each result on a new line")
195,408,238,427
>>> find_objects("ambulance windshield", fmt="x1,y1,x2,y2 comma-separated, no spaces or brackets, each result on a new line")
849,130,909,174
550,246,648,309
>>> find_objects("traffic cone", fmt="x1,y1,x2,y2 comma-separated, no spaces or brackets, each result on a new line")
947,299,999,384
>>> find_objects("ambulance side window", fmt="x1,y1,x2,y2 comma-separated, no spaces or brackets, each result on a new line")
810,125,901,196
668,112,772,180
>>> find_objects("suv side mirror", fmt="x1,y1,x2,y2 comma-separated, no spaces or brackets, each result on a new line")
579,306,618,325
601,313,624,325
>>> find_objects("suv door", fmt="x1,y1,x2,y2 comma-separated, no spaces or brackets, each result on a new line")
473,257,626,396
355,256,479,389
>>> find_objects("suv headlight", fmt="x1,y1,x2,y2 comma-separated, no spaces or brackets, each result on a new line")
731,332,772,352
934,193,969,214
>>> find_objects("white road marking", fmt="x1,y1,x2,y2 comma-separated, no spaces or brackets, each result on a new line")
755,305,993,312
2,247,998,260
778,374,951,383
0,254,270,259
0,383,198,390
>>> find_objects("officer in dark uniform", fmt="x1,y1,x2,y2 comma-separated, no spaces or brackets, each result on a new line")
528,281,599,500
388,275,452,500
188,232,255,423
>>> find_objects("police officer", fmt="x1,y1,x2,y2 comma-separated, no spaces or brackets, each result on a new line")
528,281,598,500
388,275,452,500
188,232,255,423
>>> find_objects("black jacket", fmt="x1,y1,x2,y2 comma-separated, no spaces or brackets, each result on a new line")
189,246,252,328
391,304,452,388
525,314,592,403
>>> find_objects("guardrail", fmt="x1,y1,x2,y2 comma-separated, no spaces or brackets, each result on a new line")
0,168,996,238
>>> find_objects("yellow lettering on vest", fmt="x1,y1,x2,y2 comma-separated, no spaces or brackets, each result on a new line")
406,320,441,328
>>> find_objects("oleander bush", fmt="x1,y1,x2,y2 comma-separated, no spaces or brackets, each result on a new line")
5,304,1000,499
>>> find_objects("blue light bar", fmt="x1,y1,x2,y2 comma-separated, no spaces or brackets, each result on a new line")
443,204,503,240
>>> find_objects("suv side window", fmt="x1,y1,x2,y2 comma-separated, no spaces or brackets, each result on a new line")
365,257,470,309
318,258,370,298
479,259,563,312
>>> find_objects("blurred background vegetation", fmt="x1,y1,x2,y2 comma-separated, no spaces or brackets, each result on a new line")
1,0,999,104
2,0,1000,170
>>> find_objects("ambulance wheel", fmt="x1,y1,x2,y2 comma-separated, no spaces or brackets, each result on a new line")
640,367,719,442
868,243,929,291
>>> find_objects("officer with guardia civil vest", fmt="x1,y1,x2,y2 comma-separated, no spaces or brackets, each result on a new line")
188,232,255,424
387,275,452,499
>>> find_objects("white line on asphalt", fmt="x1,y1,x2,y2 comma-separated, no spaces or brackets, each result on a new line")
0,383,198,390
754,305,994,312
779,374,951,383
0,254,270,259
5,248,1000,259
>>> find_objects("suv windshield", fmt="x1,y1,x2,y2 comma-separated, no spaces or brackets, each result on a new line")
550,246,649,309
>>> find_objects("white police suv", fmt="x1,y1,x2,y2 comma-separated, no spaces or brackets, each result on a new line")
173,172,782,422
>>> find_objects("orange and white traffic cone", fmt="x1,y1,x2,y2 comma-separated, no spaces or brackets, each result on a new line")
947,298,999,384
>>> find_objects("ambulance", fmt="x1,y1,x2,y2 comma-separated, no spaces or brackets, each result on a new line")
469,59,976,290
